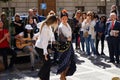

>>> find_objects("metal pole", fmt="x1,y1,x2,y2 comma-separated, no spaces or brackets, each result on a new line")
8,1,12,48
8,1,11,25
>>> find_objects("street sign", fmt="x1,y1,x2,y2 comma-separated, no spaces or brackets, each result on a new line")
41,3,47,10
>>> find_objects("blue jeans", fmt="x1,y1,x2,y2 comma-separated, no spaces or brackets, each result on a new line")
80,31,85,51
90,38,96,55
85,35,96,55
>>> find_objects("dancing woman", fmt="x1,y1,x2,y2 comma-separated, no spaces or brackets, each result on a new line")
56,11,76,80
34,15,58,80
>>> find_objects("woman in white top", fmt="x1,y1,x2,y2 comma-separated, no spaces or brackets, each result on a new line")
80,12,87,53
56,11,76,80
34,15,58,80
82,11,96,57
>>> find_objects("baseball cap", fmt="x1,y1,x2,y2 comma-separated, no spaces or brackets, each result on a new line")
25,24,33,30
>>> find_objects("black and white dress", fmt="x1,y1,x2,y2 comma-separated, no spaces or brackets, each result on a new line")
56,22,76,76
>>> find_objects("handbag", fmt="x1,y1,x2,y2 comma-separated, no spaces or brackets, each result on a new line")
83,31,89,38
47,44,55,60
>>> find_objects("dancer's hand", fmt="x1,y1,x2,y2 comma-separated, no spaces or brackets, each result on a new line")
45,54,48,61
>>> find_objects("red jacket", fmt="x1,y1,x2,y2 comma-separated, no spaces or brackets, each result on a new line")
0,29,10,48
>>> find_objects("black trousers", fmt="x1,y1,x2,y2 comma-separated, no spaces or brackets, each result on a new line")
75,33,80,49
0,48,16,70
95,33,105,54
107,37,120,63
35,47,51,80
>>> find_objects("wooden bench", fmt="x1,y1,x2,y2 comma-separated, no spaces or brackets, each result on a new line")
0,49,30,67
0,49,30,59
15,50,30,57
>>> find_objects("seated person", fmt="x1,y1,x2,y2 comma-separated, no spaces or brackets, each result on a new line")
15,24,39,71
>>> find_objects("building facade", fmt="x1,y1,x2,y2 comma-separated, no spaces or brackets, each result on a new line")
0,0,119,18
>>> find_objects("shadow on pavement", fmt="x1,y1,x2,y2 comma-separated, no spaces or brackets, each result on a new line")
88,56,111,69
74,54,85,64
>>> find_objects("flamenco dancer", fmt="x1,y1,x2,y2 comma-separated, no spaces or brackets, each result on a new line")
56,9,76,80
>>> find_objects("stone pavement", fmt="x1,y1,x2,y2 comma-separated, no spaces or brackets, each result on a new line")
0,41,120,80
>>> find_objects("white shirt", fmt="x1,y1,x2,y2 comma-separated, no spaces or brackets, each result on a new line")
58,22,72,38
82,19,96,39
35,22,55,55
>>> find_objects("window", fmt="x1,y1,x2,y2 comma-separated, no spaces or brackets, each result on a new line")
2,7,15,17
97,6,106,14
75,6,84,12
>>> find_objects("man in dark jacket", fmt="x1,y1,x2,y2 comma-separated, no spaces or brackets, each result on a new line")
105,13,120,64
95,16,106,56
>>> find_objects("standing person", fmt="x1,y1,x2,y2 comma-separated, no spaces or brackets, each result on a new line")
110,5,119,19
81,12,87,22
82,11,96,57
95,16,106,56
105,13,120,64
56,12,76,80
1,12,9,29
13,13,24,35
80,12,87,53
0,19,16,70
34,15,58,80
33,7,41,23
24,9,39,26
15,23,39,71
12,13,24,47
26,16,39,33
73,10,82,51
